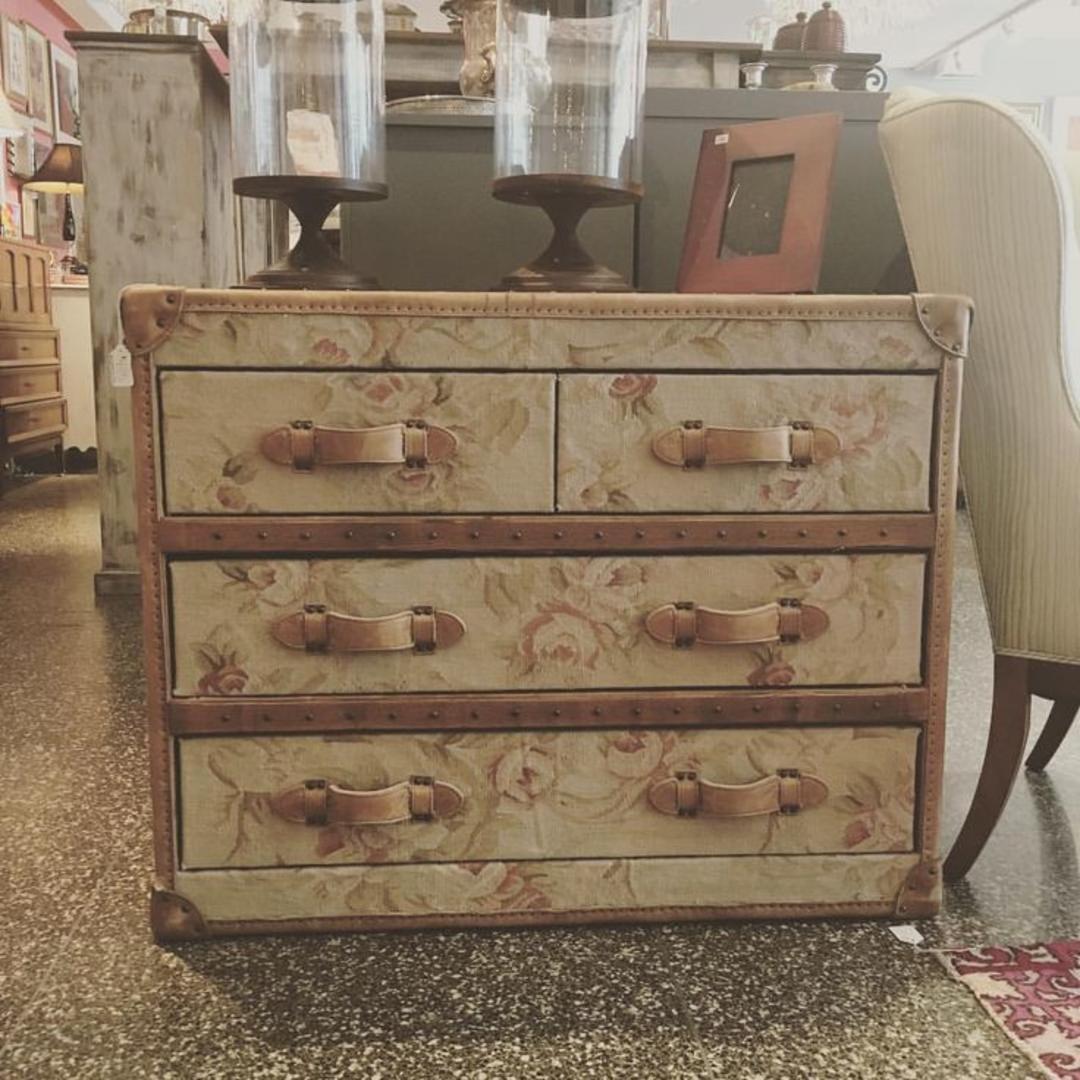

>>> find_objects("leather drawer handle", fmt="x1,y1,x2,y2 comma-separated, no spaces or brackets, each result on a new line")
271,775,465,826
649,769,828,818
651,421,840,469
261,418,458,471
645,598,829,649
271,604,466,654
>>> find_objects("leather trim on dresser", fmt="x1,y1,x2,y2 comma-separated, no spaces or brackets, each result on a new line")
155,514,937,555
913,294,973,358
166,687,931,735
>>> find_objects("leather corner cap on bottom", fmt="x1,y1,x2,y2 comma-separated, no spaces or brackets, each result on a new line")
894,858,942,918
121,285,185,357
913,293,973,358
149,880,208,942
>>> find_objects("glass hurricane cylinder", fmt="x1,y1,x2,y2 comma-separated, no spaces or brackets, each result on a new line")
493,0,649,291
229,0,387,288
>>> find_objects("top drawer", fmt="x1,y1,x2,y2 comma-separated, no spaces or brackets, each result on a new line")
558,373,937,514
158,370,556,515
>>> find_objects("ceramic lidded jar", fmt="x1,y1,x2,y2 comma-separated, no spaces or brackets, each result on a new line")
804,1,846,52
772,11,807,50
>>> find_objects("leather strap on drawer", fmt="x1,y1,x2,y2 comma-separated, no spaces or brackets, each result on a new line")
645,598,828,648
271,776,465,827
649,769,828,818
271,604,466,654
261,419,457,471
651,422,840,470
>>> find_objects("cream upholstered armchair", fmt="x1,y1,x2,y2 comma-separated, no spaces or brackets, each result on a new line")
880,91,1080,881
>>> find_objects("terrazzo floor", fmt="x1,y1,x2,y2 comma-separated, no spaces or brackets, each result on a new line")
1,475,1072,1079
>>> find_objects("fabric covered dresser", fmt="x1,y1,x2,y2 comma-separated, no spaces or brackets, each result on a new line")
120,287,969,941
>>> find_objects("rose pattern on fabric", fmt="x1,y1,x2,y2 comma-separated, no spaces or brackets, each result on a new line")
170,554,925,696
178,727,919,869
160,371,554,515
195,642,249,696
559,373,936,514
938,941,1080,1080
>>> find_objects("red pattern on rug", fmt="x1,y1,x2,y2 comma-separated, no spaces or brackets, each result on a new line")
937,941,1080,1079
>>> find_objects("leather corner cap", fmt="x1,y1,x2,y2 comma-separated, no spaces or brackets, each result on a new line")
149,880,207,942
913,293,973,358
121,285,185,356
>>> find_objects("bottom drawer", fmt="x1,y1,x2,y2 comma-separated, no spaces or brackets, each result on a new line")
171,852,930,931
179,726,919,870
2,396,66,443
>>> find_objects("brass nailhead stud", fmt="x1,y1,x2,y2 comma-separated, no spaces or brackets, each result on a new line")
593,707,602,716
635,530,646,539
428,531,439,540
470,710,480,720
714,705,723,714
753,705,762,713
792,703,801,712
156,317,168,328
345,530,355,539
554,531,565,540
386,530,397,540
388,712,398,720
470,530,481,540
633,707,643,716
758,529,768,538
166,293,178,304
838,529,848,538
873,702,882,710
344,712,356,721
212,531,223,541
304,713,314,722
677,529,688,539
553,708,562,717
511,708,521,717
429,710,440,719
673,707,682,715
833,704,842,712
262,713,272,723
798,529,808,538
594,531,605,539
220,715,230,723
512,531,523,540
300,531,312,540
258,531,269,540
717,530,728,539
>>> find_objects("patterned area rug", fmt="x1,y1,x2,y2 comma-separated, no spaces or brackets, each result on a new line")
936,941,1080,1079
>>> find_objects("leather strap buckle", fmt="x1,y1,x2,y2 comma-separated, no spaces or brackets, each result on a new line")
289,419,316,472
673,601,697,649
674,769,700,817
778,597,803,644
412,605,436,654
789,421,814,469
302,778,329,825
777,768,803,815
409,775,436,821
681,420,706,470
301,603,329,652
403,418,429,469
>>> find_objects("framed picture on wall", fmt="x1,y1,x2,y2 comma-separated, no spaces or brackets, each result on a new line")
677,113,842,294
51,46,79,141
2,18,28,112
24,24,52,133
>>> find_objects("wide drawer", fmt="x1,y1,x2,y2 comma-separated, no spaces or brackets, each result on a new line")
0,331,59,362
0,364,61,406
178,725,919,869
558,373,937,513
2,397,66,444
169,553,925,695
158,370,556,514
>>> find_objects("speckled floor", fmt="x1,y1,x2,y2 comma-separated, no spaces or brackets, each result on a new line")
1,476,1069,1079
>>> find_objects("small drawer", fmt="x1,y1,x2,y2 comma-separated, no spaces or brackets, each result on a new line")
0,331,59,362
0,364,61,405
159,370,556,514
169,553,925,696
178,726,919,869
180,725,919,870
2,397,66,443
557,373,937,513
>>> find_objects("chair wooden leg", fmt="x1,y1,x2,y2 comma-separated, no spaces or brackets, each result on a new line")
944,654,1031,882
1025,699,1080,773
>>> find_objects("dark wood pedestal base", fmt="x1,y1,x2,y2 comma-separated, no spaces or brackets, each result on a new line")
234,176,387,291
493,174,641,293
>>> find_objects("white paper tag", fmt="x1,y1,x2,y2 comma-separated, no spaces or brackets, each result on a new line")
109,341,133,388
714,133,730,146
286,109,341,177
888,924,925,947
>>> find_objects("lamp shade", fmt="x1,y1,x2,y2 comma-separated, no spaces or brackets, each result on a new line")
0,92,22,139
24,142,84,194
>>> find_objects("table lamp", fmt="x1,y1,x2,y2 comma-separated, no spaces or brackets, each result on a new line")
24,140,85,270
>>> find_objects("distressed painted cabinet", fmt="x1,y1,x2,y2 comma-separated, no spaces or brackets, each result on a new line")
122,287,967,939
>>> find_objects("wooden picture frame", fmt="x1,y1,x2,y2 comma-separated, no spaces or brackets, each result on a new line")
51,45,79,142
2,18,28,112
23,24,52,134
677,113,842,294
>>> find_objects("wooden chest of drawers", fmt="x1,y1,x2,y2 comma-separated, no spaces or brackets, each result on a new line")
122,287,968,941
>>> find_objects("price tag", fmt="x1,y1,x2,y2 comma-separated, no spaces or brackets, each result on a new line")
109,341,133,388
888,924,925,947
